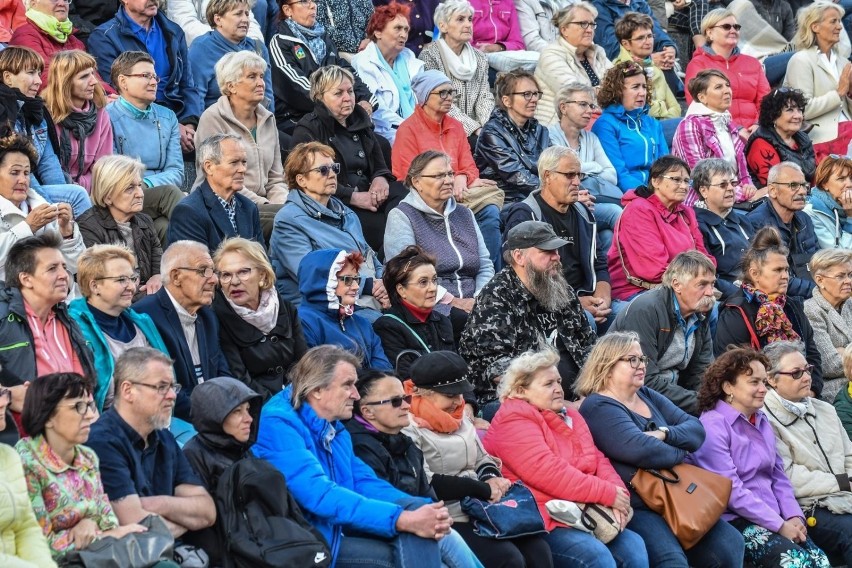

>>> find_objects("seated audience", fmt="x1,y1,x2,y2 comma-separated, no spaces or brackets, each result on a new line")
292,65,405,255
468,0,539,72
132,240,231,419
269,142,387,309
747,162,818,298
68,245,169,411
692,158,755,300
591,61,668,193
168,0,265,47
746,87,815,188
86,348,217,539
16,373,149,560
374,0,439,55
66,0,116,41
212,237,307,401
534,3,612,126
351,3,424,144
0,0,25,44
513,0,563,51
610,251,716,414
805,155,852,249
690,348,831,568
297,249,391,370
673,69,759,206
483,349,648,568
607,156,711,301
106,51,186,246
76,155,162,301
253,345,453,567
715,227,824,397
459,220,596,409
577,332,745,567
474,69,550,204
404,352,554,568
762,340,852,567
314,0,373,58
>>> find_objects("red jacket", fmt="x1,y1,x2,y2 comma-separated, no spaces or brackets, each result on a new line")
0,0,25,43
392,105,479,183
684,47,768,129
482,397,625,532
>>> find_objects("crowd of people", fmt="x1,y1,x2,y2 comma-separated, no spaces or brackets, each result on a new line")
2,0,852,566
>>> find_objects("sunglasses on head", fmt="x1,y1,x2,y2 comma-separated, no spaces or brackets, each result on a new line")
306,163,341,177
361,394,413,408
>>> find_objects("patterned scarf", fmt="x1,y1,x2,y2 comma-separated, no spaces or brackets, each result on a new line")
742,283,800,342
287,19,327,63
404,379,463,434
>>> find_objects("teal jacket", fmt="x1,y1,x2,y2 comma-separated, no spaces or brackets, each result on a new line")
834,382,852,443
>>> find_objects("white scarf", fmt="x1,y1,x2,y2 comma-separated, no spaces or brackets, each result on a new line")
778,394,810,419
687,101,737,168
227,288,280,334
437,38,477,82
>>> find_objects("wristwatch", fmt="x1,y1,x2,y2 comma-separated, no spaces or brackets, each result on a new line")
658,426,670,440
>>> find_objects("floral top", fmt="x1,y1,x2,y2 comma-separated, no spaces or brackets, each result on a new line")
15,436,118,556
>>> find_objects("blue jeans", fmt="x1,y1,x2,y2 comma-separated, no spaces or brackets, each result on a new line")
810,506,852,567
763,52,795,87
30,180,92,218
594,202,622,256
336,533,442,568
543,526,649,568
475,204,502,272
585,298,628,335
628,508,744,568
439,529,484,568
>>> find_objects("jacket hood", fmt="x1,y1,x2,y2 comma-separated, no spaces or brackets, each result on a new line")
298,248,351,314
400,185,458,217
810,187,846,219
190,377,262,455
287,188,349,223
685,101,730,118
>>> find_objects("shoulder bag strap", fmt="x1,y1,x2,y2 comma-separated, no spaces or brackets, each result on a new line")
381,313,431,352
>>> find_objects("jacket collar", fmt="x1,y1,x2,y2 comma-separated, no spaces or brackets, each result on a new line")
713,397,766,427
313,100,372,132
21,434,96,474
198,179,239,238
283,385,344,449
213,91,274,131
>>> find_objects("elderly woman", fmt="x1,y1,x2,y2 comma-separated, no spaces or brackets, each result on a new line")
211,237,306,401
42,50,112,191
15,373,148,561
253,345,452,567
692,158,755,301
591,61,668,193
690,348,832,568
607,156,711,301
292,65,405,255
67,245,169,411
269,141,387,311
483,349,648,568
804,155,852,249
762,341,852,567
685,9,769,135
746,88,816,188
187,0,272,111
168,0,265,47
673,69,760,207
404,351,553,568
714,226,824,396
785,2,852,159
474,69,550,204
577,332,745,567
534,3,612,126
351,3,424,145
0,131,83,284
76,155,162,300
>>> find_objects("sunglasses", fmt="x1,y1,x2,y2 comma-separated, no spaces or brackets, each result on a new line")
338,275,362,287
775,365,814,380
306,163,341,177
361,394,413,408
712,23,742,31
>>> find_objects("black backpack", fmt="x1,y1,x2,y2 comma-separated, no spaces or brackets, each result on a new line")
214,456,332,568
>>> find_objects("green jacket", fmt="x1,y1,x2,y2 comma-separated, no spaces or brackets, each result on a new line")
833,382,852,442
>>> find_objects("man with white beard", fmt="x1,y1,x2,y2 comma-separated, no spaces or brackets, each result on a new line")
610,250,717,415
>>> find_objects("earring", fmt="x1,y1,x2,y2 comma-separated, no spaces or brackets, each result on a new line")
726,393,733,404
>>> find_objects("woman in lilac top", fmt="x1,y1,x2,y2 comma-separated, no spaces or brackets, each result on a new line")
690,347,831,568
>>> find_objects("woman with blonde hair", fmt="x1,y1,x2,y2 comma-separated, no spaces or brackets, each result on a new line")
42,50,112,191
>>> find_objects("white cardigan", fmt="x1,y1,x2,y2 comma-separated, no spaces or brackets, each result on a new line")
784,46,852,144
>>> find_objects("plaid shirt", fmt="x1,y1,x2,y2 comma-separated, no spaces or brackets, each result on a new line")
216,193,238,233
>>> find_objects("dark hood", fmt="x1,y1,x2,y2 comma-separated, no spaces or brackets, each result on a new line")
189,377,262,456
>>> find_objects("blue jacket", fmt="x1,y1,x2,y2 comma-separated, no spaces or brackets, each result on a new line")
591,104,668,192
297,249,391,371
68,299,169,411
746,200,818,298
107,99,184,188
132,287,231,420
88,8,202,123
695,207,754,300
13,114,66,188
805,187,852,249
591,0,675,60
167,180,265,253
253,385,424,561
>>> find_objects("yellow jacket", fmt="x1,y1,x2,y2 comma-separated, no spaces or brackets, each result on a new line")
613,46,681,120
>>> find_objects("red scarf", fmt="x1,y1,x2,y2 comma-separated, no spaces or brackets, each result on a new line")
401,300,432,323
404,379,463,433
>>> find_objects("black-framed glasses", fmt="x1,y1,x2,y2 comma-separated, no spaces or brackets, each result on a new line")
362,394,413,408
619,355,649,369
712,23,742,31
130,381,182,396
123,72,161,83
0,388,10,406
772,181,809,191
419,171,455,180
219,266,256,284
431,88,458,101
567,21,597,29
306,163,340,177
94,273,140,287
661,175,691,186
775,365,814,380
176,266,219,278
706,180,738,190
550,170,587,181
511,90,544,101
66,400,97,416
338,275,362,287
563,100,599,111
822,272,852,281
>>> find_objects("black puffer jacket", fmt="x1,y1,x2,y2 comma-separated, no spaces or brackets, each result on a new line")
745,126,816,186
372,303,455,378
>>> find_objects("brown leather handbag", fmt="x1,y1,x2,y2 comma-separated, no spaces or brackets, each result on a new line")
630,464,732,550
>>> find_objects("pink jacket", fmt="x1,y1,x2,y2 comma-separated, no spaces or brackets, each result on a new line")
469,0,525,51
483,397,625,532
54,104,114,191
607,191,714,300
0,0,25,43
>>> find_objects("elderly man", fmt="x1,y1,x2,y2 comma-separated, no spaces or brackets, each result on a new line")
87,347,216,542
610,251,717,415
0,234,94,414
133,240,230,420
167,134,264,252
459,220,596,409
747,161,819,298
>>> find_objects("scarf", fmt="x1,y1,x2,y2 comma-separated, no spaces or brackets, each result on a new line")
687,101,737,167
401,299,431,323
58,102,97,182
227,288,280,334
287,19,327,63
26,9,73,43
1,84,45,135
373,42,415,119
778,394,810,419
436,38,476,81
117,96,151,119
404,379,463,434
742,283,801,342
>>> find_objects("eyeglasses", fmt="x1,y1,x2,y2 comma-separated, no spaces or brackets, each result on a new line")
706,180,738,189
567,21,597,29
419,171,455,180
406,276,439,288
123,72,161,83
361,394,413,408
65,400,97,416
431,89,458,100
511,90,544,101
176,266,219,279
563,100,599,111
771,181,809,191
550,170,587,181
630,33,654,42
822,272,852,281
338,275,362,287
712,23,742,31
661,175,691,186
94,273,140,287
0,388,10,405
619,355,649,369
219,266,256,284
130,381,182,396
288,0,316,4
306,163,340,177
775,365,814,380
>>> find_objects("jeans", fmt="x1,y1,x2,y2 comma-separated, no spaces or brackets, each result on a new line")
628,508,744,568
475,204,502,272
660,118,682,151
336,533,441,568
593,202,622,255
30,181,92,218
763,52,795,88
585,298,628,335
543,526,649,568
439,529,484,568
810,506,852,567
144,183,185,247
